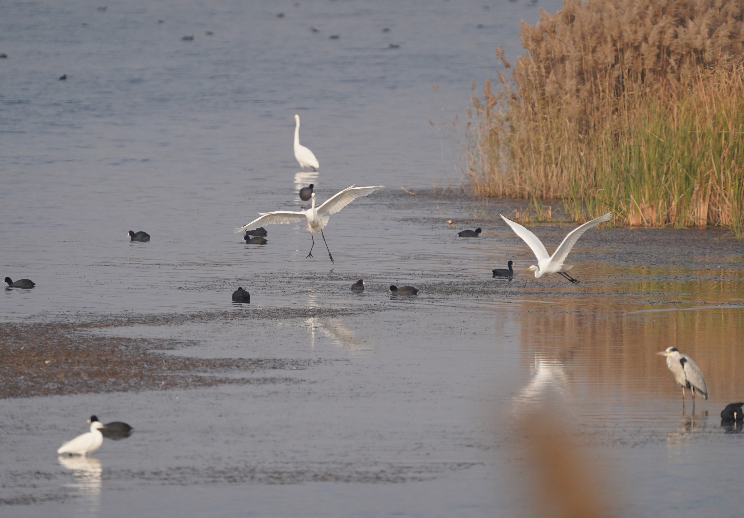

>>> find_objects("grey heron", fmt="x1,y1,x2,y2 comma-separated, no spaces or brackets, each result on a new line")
293,115,319,171
492,261,514,280
500,213,611,283
657,346,708,403
5,277,35,289
458,227,482,237
235,185,384,263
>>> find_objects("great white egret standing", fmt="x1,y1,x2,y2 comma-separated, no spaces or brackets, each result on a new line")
57,417,105,456
500,213,611,283
235,185,384,263
294,114,319,171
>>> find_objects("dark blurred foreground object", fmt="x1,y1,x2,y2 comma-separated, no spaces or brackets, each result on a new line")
90,415,133,440
299,184,314,201
232,287,250,303
128,230,150,242
458,227,482,237
721,402,744,423
492,261,514,280
5,277,35,289
244,227,267,237
351,279,364,291
244,236,268,244
389,285,417,295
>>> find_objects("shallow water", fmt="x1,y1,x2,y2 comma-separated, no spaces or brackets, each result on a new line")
3,1,744,517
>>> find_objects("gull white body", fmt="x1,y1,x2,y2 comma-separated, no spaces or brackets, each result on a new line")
235,185,383,262
500,213,611,282
57,421,105,456
294,114,319,171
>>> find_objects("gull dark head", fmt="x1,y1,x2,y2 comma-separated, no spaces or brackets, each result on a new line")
88,415,100,423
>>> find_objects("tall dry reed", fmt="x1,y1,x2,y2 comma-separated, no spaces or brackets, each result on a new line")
466,0,744,235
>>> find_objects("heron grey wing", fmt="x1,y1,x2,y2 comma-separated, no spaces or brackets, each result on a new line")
317,185,384,216
550,213,611,264
681,355,709,399
500,215,550,261
234,211,306,233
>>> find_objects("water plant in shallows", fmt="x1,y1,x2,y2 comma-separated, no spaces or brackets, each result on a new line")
465,0,744,236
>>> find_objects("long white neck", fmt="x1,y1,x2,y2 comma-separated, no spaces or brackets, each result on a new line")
294,117,300,147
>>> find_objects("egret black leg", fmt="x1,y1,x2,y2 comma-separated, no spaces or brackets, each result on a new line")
559,271,579,283
306,233,315,258
320,228,334,263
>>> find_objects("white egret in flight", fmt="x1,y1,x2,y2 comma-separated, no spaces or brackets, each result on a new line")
500,213,611,283
235,185,383,263
294,114,319,171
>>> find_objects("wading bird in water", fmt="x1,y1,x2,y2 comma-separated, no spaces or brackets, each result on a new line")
294,114,319,171
657,346,708,406
500,213,611,283
235,185,383,263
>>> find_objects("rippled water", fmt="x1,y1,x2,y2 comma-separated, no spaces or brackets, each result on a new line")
3,1,744,518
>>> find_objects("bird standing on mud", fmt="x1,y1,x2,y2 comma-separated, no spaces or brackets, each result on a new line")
657,346,708,405
235,185,383,263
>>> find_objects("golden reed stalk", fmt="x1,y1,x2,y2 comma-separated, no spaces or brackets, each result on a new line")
466,0,744,236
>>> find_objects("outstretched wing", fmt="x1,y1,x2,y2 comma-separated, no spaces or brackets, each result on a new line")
317,185,384,216
500,215,549,261
234,211,306,233
550,213,611,264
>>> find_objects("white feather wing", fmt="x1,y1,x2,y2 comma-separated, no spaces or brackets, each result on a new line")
317,185,384,216
500,215,550,261
550,213,611,265
235,210,307,234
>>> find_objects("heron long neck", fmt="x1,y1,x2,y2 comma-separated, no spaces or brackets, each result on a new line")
294,118,300,147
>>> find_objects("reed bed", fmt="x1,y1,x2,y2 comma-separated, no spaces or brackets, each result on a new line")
466,0,744,235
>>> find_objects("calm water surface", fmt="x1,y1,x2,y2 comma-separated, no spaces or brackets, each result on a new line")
2,1,744,518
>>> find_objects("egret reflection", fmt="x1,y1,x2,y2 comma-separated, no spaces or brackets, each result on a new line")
512,356,572,415
58,456,101,515
305,317,358,350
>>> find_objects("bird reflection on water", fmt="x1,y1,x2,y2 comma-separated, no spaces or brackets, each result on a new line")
58,456,101,516
305,317,358,350
512,356,572,415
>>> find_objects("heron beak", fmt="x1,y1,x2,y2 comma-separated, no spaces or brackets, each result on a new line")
655,351,667,356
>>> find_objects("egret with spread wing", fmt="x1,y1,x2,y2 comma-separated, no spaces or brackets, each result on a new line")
500,213,611,283
235,185,384,263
